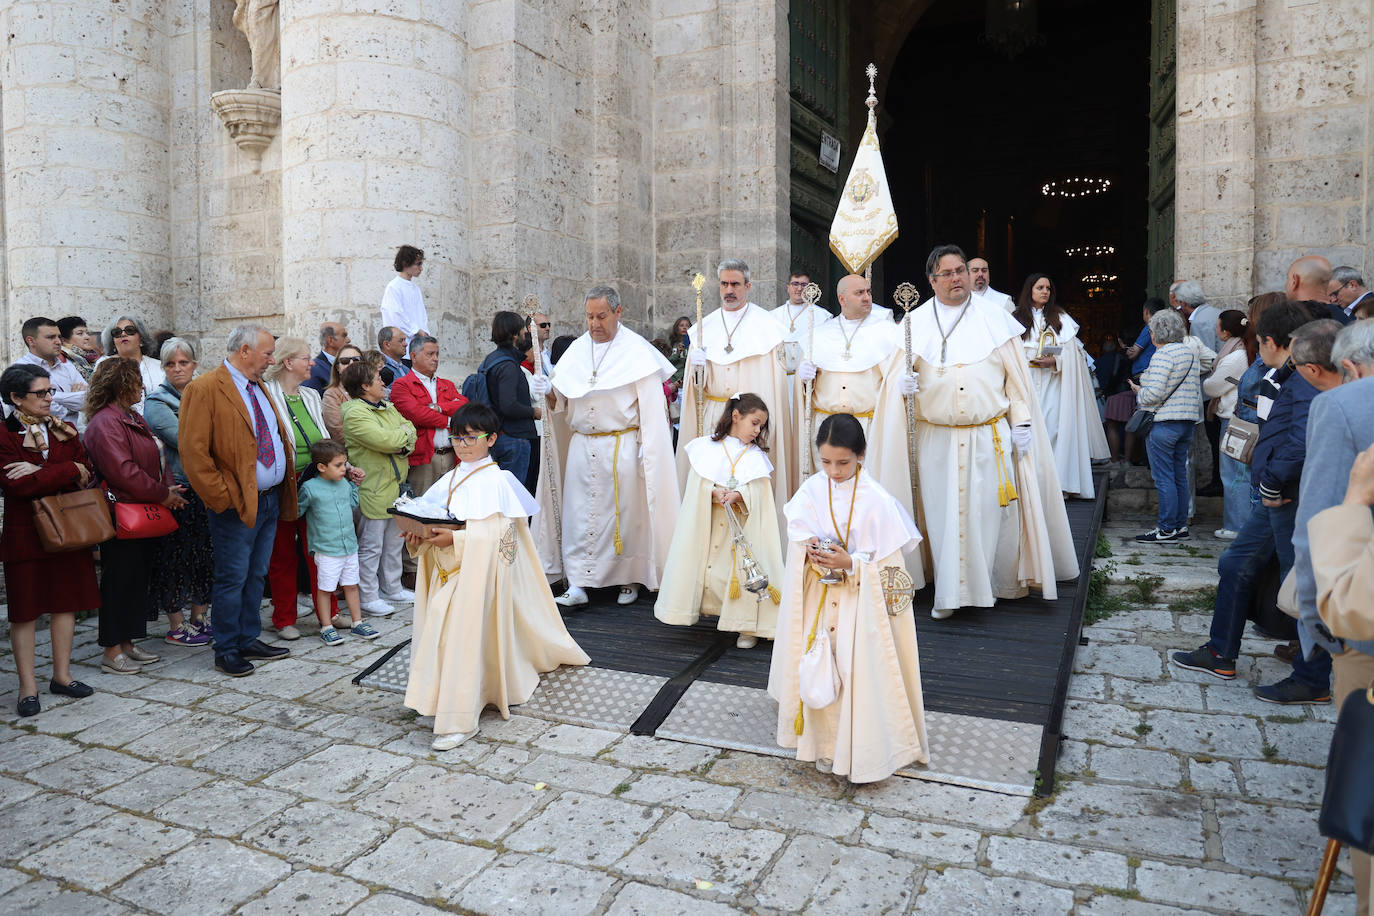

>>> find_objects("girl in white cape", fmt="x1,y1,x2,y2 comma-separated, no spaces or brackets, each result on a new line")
402,404,589,751
655,393,784,647
767,413,929,783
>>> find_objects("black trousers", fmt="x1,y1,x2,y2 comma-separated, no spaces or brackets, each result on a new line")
99,536,157,648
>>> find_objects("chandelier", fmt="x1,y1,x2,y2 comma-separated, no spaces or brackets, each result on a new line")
1065,245,1115,258
1042,177,1111,199
981,0,1045,59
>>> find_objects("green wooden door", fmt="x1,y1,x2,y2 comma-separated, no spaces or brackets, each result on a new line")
789,0,849,303
1146,0,1176,300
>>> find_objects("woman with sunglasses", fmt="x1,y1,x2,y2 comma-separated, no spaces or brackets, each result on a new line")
95,316,165,415
0,364,100,716
321,344,365,440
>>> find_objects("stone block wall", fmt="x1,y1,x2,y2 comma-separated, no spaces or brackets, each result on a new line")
1,0,173,363
1176,0,1373,307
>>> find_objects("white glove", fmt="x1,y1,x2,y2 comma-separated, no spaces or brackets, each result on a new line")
1011,424,1032,454
689,349,709,368
797,359,818,382
530,374,551,397
897,373,920,396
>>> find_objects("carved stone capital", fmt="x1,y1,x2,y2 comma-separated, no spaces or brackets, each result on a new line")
210,87,281,173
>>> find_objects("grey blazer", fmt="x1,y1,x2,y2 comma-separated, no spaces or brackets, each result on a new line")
1295,375,1374,659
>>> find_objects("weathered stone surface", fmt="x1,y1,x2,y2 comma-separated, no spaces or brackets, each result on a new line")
732,789,864,839
621,773,742,814
1134,859,1304,912
457,853,614,916
26,691,147,736
985,835,1130,889
514,752,633,794
0,733,81,773
19,812,194,890
851,777,1026,831
355,766,540,841
0,878,132,915
1188,757,1241,794
347,893,454,915
1075,643,1164,680
1090,747,1183,786
617,811,786,895
153,780,296,837
242,802,392,867
603,734,719,772
236,870,371,916
27,747,154,797
0,793,116,860
262,744,411,801
1214,798,1326,878
529,723,622,756
704,751,846,799
860,814,981,864
110,838,291,915
1141,710,1264,758
343,826,495,900
606,882,741,916
756,834,917,913
123,710,259,761
1030,783,1206,859
1061,700,1143,746
914,868,1075,914
1239,760,1324,802
504,791,662,866
193,725,332,781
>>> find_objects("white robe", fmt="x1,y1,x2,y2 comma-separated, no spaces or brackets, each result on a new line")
870,296,1079,612
406,463,589,736
680,302,795,511
767,469,927,783
793,310,899,471
1019,309,1109,498
654,436,784,637
536,326,679,590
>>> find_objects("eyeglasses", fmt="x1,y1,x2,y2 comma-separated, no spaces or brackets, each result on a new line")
932,267,969,280
453,432,491,446
26,388,54,398
537,322,551,329
1329,280,1352,301
788,280,808,287
336,357,359,365
111,327,140,338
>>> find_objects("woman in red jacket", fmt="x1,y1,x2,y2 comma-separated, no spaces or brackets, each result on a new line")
0,364,100,716
82,358,187,675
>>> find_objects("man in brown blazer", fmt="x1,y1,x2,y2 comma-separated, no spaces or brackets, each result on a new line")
181,324,296,676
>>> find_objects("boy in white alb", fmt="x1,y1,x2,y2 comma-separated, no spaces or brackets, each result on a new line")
380,244,430,344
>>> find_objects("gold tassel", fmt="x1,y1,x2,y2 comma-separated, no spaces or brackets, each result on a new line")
614,531,623,555
728,547,742,600
1005,479,1019,503
767,584,781,605
794,705,805,736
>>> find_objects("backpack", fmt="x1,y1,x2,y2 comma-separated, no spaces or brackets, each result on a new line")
461,351,519,407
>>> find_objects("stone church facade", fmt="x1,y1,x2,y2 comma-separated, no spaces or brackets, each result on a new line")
0,0,1369,366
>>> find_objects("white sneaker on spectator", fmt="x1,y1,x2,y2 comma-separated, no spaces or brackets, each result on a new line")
361,599,395,617
275,625,301,640
1213,529,1238,540
381,588,415,604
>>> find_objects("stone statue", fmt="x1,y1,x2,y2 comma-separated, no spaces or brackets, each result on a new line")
233,0,280,90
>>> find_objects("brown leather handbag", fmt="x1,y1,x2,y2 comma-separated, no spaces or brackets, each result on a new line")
32,489,115,552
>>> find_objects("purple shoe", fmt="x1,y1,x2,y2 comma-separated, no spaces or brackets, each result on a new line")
165,624,211,647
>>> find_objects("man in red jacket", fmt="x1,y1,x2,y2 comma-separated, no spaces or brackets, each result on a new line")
390,334,466,502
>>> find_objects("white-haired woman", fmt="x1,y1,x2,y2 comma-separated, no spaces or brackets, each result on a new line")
1129,308,1203,543
145,337,214,646
95,316,165,414
263,336,336,638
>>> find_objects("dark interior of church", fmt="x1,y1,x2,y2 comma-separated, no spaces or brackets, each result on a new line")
791,0,1156,352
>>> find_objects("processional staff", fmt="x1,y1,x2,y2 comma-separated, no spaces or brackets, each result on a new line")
691,272,707,433
894,281,921,514
801,281,822,477
525,295,560,545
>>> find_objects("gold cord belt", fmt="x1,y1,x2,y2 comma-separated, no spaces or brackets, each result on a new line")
577,426,639,554
703,393,732,404
811,405,875,419
923,413,1019,507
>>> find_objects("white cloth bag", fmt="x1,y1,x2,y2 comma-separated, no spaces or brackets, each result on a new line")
798,626,841,708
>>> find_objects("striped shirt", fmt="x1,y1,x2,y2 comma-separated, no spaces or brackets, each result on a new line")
1135,341,1202,422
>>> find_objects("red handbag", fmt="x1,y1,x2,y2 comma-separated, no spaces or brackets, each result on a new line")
111,498,179,540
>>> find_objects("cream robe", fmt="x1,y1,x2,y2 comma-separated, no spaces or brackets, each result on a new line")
767,470,927,783
1019,310,1109,498
681,303,795,509
768,301,833,375
793,312,902,477
536,327,679,589
871,297,1079,611
405,466,589,736
654,436,784,637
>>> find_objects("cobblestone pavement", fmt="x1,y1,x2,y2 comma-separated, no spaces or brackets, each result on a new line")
0,514,1351,914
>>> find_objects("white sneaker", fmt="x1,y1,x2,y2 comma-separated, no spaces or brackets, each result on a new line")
1213,529,1238,540
617,585,640,605
381,588,415,604
275,625,301,641
735,634,758,649
361,600,395,617
331,614,353,630
555,586,588,607
931,607,955,620
431,730,478,751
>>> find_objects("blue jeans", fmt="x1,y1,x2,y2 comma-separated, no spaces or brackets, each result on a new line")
1147,420,1193,530
1217,419,1255,532
206,489,279,655
490,434,531,485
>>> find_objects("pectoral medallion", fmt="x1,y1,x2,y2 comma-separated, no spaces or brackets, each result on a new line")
726,476,738,490
724,343,734,354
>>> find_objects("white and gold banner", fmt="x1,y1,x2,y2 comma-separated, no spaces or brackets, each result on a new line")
828,109,898,274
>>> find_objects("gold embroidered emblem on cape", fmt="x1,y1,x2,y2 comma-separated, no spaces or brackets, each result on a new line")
880,566,914,616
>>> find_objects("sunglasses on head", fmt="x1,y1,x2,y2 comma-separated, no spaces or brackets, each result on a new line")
112,326,139,338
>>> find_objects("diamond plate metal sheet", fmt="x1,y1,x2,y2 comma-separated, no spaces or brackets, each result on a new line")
657,682,1041,796
517,665,668,732
357,644,410,694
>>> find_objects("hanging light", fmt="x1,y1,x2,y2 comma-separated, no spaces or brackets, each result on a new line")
981,0,1044,59
1042,177,1112,199
1065,245,1115,258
